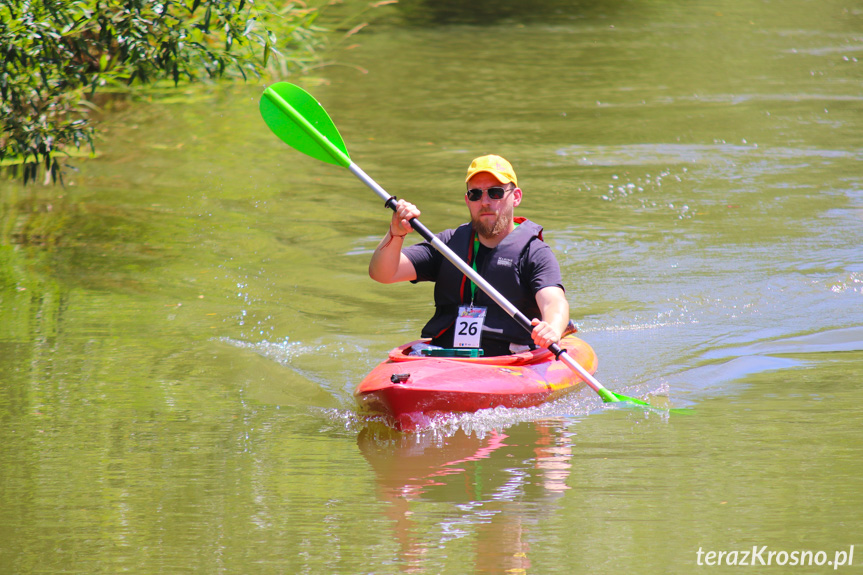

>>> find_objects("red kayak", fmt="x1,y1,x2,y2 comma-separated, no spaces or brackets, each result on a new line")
355,335,598,430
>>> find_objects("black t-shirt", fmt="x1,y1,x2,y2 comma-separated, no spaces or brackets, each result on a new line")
403,226,564,353
404,227,564,296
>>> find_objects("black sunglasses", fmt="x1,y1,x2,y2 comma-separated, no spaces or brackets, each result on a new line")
466,186,511,201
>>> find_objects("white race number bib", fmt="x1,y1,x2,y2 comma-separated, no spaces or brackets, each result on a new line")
453,306,487,348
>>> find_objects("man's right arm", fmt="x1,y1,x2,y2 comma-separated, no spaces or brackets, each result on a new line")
368,199,421,284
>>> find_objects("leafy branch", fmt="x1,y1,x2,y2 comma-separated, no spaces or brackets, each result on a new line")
0,0,333,184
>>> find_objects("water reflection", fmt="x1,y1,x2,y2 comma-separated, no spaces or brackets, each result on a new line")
666,327,863,402
358,420,573,572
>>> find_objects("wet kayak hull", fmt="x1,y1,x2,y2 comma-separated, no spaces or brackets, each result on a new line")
354,336,598,430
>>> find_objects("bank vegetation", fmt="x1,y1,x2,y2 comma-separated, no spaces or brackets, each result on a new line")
0,0,392,184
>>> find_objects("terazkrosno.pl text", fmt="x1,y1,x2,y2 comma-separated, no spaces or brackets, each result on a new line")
696,546,854,569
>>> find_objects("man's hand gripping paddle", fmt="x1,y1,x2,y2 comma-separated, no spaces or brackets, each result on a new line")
259,81,656,408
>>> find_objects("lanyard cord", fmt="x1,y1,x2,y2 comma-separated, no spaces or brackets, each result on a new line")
466,221,520,305
469,234,480,304
458,230,480,306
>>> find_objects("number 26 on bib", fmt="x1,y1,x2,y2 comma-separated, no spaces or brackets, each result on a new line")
454,306,487,348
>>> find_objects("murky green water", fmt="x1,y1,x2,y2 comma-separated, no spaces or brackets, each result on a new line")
2,0,863,573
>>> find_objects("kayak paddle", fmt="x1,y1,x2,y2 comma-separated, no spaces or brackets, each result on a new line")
259,81,652,407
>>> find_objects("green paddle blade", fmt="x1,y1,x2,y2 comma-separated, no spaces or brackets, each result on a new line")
260,82,351,167
606,390,693,415
610,391,650,405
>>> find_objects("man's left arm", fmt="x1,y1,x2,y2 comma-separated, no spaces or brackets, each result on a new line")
531,286,570,348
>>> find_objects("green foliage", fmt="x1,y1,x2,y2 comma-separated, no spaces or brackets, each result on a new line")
0,0,328,184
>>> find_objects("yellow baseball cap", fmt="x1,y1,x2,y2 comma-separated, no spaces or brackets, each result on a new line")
465,155,518,186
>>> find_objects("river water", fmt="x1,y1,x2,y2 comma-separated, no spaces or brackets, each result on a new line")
2,0,862,573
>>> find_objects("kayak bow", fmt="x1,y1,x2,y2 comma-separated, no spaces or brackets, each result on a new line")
355,335,598,430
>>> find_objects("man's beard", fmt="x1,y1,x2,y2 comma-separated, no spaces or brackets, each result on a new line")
472,210,512,239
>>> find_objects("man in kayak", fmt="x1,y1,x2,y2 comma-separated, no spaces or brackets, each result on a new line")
369,154,570,357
